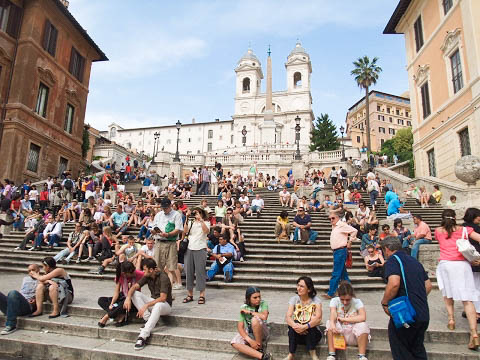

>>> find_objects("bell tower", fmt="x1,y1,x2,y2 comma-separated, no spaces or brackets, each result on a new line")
235,48,263,98
285,41,311,93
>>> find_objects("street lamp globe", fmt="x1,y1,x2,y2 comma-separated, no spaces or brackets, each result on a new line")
176,120,182,130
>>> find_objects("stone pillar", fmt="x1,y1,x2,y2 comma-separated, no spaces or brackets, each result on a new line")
292,161,305,181
170,162,183,181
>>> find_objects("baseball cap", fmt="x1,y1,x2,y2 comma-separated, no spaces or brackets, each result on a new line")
160,198,171,208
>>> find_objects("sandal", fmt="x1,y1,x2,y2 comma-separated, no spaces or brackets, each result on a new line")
198,296,205,305
183,295,194,303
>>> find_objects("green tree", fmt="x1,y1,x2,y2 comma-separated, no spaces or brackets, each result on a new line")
351,56,382,154
309,113,340,152
82,126,90,158
381,127,415,177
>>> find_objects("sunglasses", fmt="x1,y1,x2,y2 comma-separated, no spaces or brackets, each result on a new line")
329,217,336,220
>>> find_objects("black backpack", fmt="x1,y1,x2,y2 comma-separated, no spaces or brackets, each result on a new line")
340,169,347,177
64,179,73,190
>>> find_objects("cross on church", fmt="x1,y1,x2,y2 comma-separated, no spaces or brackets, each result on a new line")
267,45,271,56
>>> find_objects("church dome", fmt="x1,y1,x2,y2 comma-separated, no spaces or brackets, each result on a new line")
288,41,309,58
238,48,261,66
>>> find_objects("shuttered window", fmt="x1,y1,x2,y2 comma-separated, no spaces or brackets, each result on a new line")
414,16,424,52
64,104,74,134
27,143,41,173
420,83,431,119
69,47,85,82
42,19,58,57
450,49,463,94
427,149,436,177
459,128,471,157
35,83,49,118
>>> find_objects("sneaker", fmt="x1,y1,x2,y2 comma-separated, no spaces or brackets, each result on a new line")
240,257,245,262
1,325,16,335
358,356,368,360
14,247,20,250
28,247,36,251
86,256,95,262
172,283,183,290
75,259,81,264
134,337,146,350
261,353,272,360
225,272,232,283
326,356,336,360
256,212,261,218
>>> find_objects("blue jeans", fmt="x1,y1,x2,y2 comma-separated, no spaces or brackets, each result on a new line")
198,182,209,195
369,190,379,208
12,212,24,230
411,238,431,259
138,226,151,239
48,234,60,246
34,233,44,247
250,205,261,213
54,248,75,262
206,261,234,281
328,248,350,297
0,290,33,327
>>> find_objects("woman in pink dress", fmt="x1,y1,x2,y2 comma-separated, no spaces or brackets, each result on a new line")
436,209,480,350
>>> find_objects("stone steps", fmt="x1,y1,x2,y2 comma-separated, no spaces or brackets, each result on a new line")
0,304,474,360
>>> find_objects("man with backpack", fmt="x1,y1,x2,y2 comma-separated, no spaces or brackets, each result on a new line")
381,236,432,360
62,175,74,202
206,234,235,282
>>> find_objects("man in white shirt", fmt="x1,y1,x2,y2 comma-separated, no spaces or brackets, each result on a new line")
279,189,290,207
210,169,218,196
247,194,264,218
42,215,63,251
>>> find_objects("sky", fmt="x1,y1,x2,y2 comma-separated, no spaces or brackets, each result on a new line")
68,0,407,133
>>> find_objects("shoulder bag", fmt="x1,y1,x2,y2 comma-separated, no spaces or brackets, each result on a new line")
456,226,480,263
388,254,417,328
179,220,193,253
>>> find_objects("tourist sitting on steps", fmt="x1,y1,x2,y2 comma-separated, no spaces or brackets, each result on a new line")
97,261,144,328
360,226,378,258
53,222,84,264
292,207,317,245
326,281,370,360
275,210,291,243
285,276,322,360
231,286,272,360
206,234,235,282
279,188,291,208
30,257,74,318
364,245,385,278
246,194,264,218
124,258,172,351
402,214,432,259
0,264,40,335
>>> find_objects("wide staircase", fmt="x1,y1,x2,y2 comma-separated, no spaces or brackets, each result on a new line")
1,180,470,360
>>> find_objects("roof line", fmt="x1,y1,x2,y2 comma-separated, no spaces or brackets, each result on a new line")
52,0,108,61
101,119,234,132
348,90,410,111
383,0,412,35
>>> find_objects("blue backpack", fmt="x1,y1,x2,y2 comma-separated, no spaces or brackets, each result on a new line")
388,254,417,328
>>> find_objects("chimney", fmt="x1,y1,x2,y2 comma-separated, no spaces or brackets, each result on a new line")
60,0,70,8
215,118,220,122
192,117,195,124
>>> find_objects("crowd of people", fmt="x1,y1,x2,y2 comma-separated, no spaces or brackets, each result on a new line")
1,158,480,360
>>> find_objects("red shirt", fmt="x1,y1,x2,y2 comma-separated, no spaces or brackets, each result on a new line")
40,191,49,201
126,165,131,173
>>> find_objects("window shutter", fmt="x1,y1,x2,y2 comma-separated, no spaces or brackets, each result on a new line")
42,20,51,51
78,55,85,82
69,47,75,74
6,3,22,39
49,26,58,56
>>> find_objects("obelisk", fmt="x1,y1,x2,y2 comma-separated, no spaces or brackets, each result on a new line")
262,45,276,143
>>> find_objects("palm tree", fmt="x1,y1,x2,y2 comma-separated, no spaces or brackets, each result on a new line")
351,56,382,154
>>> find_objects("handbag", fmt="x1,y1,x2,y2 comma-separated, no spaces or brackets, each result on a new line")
388,254,417,328
456,227,480,263
179,220,193,253
345,249,353,269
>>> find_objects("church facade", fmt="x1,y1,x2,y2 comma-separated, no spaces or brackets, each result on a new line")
100,42,314,157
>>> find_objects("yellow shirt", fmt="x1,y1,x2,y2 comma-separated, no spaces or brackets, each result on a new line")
277,216,288,225
432,190,442,203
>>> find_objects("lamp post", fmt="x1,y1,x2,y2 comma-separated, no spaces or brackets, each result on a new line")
153,131,160,162
294,115,302,160
339,125,346,161
173,120,181,162
241,126,247,147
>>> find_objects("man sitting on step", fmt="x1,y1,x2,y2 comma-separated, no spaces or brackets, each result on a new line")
0,264,40,335
206,234,235,282
246,194,264,218
124,258,172,351
292,207,317,245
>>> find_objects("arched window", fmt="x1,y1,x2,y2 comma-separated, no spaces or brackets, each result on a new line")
242,77,250,93
110,127,116,138
294,72,302,88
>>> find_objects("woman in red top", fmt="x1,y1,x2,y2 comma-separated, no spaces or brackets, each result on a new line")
436,209,480,350
39,184,49,211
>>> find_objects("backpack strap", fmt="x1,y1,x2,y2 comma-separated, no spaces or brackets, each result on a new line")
393,254,408,298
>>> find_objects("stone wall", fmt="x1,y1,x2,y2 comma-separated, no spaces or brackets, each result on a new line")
418,244,440,274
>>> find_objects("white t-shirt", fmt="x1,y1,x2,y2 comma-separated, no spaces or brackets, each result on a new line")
344,189,351,202
186,220,210,251
210,171,218,184
368,179,380,192
251,198,264,208
329,297,364,318
28,190,39,202
280,191,290,199
239,196,249,204
140,244,154,257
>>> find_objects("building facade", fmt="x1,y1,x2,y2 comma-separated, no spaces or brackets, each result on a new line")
101,42,314,157
385,0,479,184
0,0,107,183
346,90,412,152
